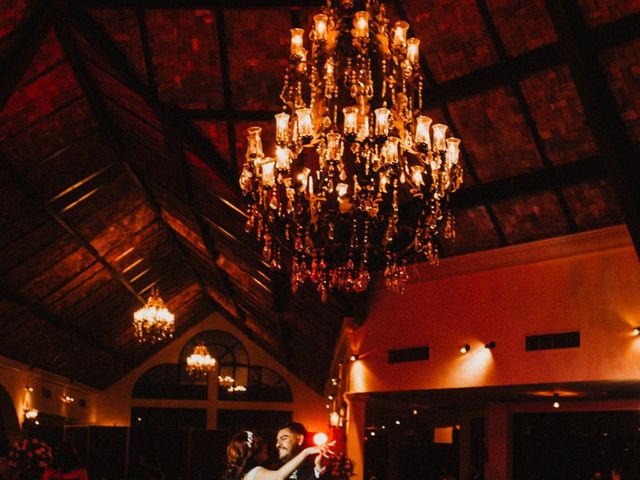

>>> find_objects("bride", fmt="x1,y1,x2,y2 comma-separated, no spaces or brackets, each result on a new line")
225,430,332,480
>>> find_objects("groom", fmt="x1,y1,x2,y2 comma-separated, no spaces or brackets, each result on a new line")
275,422,326,480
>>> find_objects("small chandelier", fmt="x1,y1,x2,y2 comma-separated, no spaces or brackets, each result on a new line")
239,0,463,299
133,287,175,343
186,344,217,377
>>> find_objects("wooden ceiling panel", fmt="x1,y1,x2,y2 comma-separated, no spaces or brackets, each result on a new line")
493,191,571,245
599,39,640,142
520,66,599,165
161,207,207,257
0,171,36,227
88,9,148,83
41,261,110,314
485,0,557,57
0,62,83,142
85,59,163,131
0,221,80,289
404,0,499,84
562,178,624,231
224,9,290,110
443,206,503,256
577,0,640,27
0,99,99,176
192,120,231,168
187,149,238,202
448,86,543,182
145,9,224,109
55,169,145,227
21,31,65,84
0,0,27,42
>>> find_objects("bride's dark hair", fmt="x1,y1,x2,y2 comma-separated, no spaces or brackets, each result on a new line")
225,430,266,480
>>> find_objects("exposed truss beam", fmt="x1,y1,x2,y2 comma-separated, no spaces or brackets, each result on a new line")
546,0,640,257
56,20,241,325
82,0,322,8
0,153,145,304
452,156,606,210
0,1,70,113
475,0,577,233
69,8,240,194
0,277,133,368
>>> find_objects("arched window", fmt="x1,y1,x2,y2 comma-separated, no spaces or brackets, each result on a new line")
179,330,249,387
132,364,207,400
218,366,292,402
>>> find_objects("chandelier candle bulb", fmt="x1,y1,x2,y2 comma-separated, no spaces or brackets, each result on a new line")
343,106,358,138
290,28,305,57
353,11,369,38
246,126,264,158
374,107,391,137
261,160,276,186
296,108,314,143
275,113,290,143
446,138,461,165
407,38,420,63
393,21,409,48
415,116,432,148
276,146,291,170
314,14,328,41
432,123,448,151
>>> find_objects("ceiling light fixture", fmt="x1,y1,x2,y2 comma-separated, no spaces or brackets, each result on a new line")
133,287,175,343
552,393,560,409
460,344,471,354
240,0,463,300
186,344,217,377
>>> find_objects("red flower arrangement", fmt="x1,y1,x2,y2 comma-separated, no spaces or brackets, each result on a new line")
8,438,52,473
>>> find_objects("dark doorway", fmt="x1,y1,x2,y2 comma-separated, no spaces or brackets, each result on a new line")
513,411,640,480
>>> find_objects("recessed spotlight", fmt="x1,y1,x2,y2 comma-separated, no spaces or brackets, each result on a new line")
395,420,401,425
412,409,418,415
552,393,560,409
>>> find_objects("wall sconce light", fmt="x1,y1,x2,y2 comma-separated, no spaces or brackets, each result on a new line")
329,411,340,427
484,341,496,349
552,393,560,409
330,377,339,386
60,394,75,404
24,408,38,420
25,385,34,392
633,327,640,336
349,354,359,362
327,394,334,401
460,344,471,354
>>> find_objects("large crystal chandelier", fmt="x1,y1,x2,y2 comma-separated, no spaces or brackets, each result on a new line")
133,287,175,343
239,0,463,299
186,344,217,377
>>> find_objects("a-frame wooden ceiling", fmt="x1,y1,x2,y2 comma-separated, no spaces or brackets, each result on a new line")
0,0,639,392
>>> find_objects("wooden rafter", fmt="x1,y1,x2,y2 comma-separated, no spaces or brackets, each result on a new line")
546,0,640,258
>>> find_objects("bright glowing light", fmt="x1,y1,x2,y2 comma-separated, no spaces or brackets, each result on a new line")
633,327,640,336
313,432,328,445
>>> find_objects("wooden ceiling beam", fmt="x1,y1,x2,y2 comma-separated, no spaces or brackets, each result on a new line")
82,0,322,9
56,20,241,326
0,0,70,113
451,156,606,210
68,8,240,196
0,154,145,304
475,0,577,233
0,281,133,368
546,0,640,258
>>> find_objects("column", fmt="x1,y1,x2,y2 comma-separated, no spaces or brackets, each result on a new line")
484,403,510,480
345,393,367,480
